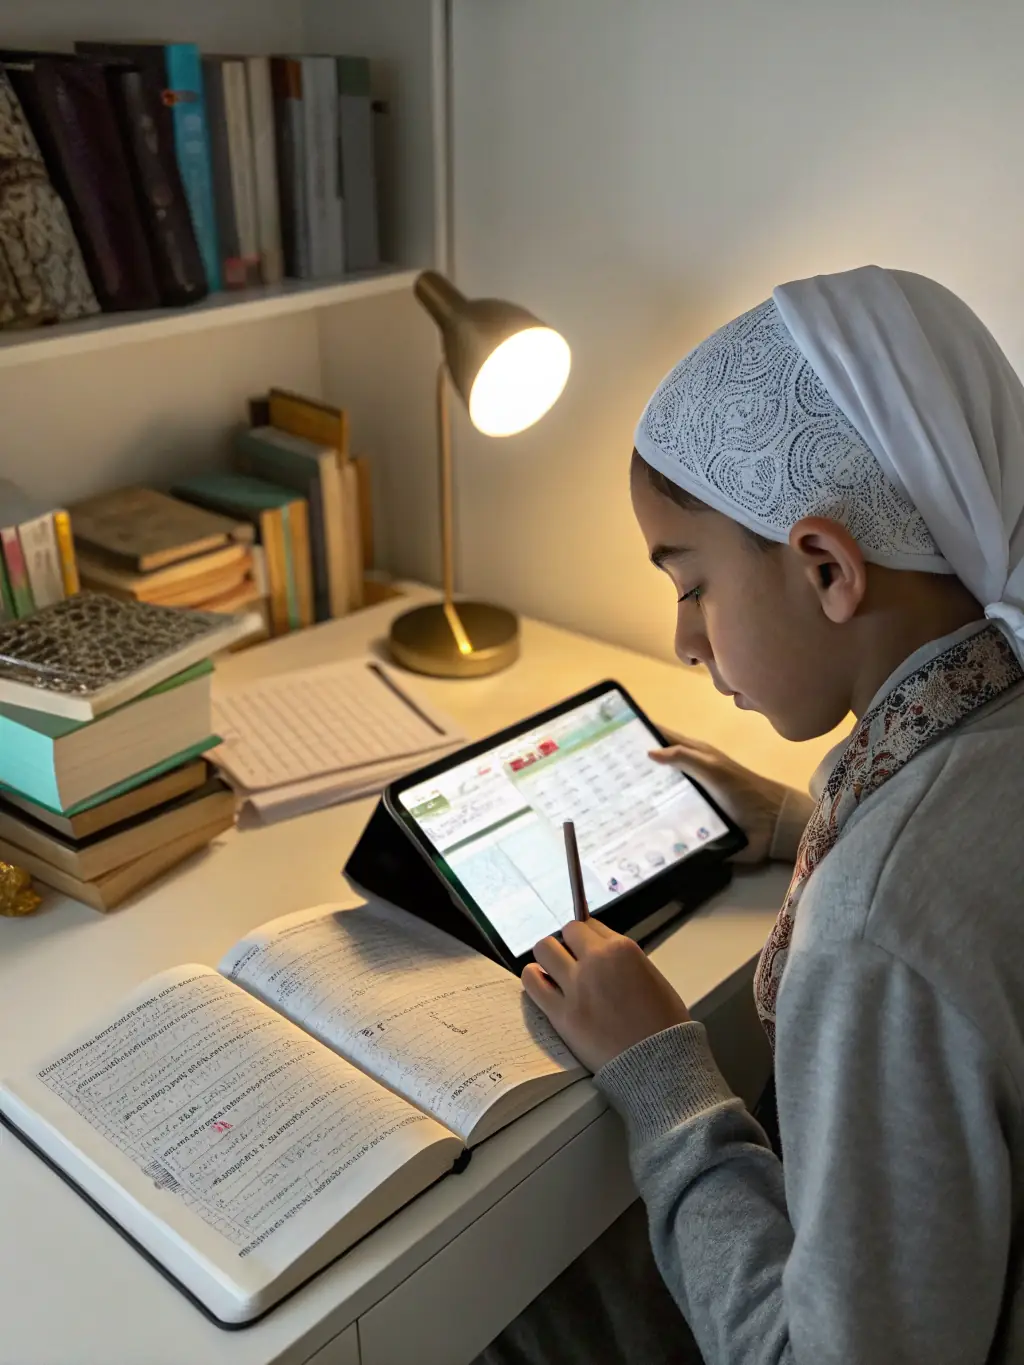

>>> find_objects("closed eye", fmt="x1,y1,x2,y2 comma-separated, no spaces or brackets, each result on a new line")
678,585,703,605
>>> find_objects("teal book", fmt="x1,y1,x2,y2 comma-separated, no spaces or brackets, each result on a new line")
164,44,222,293
173,472,313,632
234,426,347,621
0,661,216,811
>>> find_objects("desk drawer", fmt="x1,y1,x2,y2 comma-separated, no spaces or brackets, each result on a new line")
357,1111,634,1365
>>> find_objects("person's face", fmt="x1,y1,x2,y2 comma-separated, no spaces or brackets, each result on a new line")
630,468,858,741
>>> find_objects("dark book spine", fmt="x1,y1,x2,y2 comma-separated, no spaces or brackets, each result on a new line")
202,58,245,289
102,65,208,308
0,55,160,312
270,58,308,279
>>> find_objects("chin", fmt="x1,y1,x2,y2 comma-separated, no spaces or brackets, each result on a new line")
768,709,842,743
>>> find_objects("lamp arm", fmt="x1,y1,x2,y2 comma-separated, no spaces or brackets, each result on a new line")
436,361,473,655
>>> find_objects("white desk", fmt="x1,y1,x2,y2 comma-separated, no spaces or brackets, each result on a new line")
0,591,839,1365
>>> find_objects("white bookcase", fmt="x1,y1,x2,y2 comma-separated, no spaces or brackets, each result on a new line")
0,0,446,585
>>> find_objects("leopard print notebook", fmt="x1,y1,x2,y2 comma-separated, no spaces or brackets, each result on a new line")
0,592,253,718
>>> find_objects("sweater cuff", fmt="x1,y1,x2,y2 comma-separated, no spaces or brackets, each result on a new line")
594,1022,735,1146
770,787,816,863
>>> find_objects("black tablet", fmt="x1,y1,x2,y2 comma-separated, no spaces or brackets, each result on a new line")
383,680,746,971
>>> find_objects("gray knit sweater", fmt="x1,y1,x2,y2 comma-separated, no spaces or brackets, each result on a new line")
596,627,1024,1365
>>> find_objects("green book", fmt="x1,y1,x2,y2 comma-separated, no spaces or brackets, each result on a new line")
173,472,313,632
0,545,13,621
0,661,216,811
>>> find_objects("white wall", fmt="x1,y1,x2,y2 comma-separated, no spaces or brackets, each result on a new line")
450,0,1024,662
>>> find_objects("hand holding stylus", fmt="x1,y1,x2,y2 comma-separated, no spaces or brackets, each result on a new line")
522,819,690,1072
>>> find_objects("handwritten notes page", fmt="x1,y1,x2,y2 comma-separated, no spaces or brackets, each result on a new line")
220,902,587,1145
0,966,460,1322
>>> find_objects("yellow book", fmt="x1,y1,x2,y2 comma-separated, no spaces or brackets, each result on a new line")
52,509,80,596
268,388,349,460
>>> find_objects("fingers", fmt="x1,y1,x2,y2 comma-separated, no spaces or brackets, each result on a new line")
522,962,562,1010
562,919,615,955
532,934,576,987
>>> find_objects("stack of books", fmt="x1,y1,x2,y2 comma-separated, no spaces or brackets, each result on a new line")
0,42,380,330
0,593,258,910
0,481,80,622
70,487,266,623
174,387,370,632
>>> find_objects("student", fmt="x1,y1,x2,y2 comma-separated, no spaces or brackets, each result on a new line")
487,266,1024,1365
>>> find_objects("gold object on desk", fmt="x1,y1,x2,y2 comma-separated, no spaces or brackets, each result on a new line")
389,271,571,679
0,859,41,916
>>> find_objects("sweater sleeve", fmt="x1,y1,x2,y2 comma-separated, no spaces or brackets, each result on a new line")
595,937,1014,1365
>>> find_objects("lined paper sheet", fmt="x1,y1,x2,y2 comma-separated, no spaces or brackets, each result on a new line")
212,658,464,791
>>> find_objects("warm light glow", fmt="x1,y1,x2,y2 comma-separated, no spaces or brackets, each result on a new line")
468,327,571,437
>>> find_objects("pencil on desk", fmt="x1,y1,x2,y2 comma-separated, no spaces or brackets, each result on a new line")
563,820,590,921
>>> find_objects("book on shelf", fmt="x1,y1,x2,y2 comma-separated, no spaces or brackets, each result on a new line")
0,774,234,885
0,52,161,312
266,387,370,600
0,899,584,1323
77,41,222,295
216,57,261,288
245,56,283,286
269,57,308,281
95,58,208,308
0,757,211,840
0,592,260,720
0,810,232,913
269,57,343,282
173,473,313,634
0,480,79,619
337,56,380,273
304,56,345,281
0,69,99,328
235,426,347,621
77,543,256,608
0,660,216,812
68,486,254,572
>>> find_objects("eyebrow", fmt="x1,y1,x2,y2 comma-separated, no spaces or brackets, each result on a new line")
649,544,692,570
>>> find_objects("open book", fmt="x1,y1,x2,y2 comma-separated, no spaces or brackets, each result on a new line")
0,900,585,1326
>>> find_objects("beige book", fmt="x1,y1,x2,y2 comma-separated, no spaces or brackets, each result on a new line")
76,544,249,598
0,779,235,883
0,901,584,1324
0,811,234,912
70,488,253,573
0,760,209,840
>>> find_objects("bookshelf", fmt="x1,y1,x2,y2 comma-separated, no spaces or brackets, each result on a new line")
0,270,420,371
0,0,446,587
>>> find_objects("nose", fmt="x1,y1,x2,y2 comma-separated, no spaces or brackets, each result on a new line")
675,608,708,669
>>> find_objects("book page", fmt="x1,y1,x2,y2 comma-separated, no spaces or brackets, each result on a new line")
0,965,459,1321
219,902,586,1145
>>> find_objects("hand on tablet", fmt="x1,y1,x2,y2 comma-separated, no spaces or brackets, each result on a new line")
651,732,788,864
523,920,690,1074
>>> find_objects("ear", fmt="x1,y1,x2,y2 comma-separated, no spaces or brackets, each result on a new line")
788,517,867,624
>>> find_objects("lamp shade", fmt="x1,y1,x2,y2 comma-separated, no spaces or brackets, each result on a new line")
414,271,571,436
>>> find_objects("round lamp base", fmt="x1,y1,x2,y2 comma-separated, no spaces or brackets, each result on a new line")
389,601,519,678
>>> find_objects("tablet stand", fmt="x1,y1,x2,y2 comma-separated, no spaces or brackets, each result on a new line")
345,798,736,962
344,798,500,958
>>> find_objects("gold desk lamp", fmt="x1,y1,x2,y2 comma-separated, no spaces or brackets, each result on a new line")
388,271,571,678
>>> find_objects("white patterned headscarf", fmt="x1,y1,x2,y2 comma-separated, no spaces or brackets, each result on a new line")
634,265,1024,658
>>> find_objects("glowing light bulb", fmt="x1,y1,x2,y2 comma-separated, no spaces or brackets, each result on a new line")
468,327,571,437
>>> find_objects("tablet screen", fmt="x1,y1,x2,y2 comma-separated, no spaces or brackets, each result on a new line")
395,687,729,958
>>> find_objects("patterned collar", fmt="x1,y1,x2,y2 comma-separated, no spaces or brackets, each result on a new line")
753,621,1023,1050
